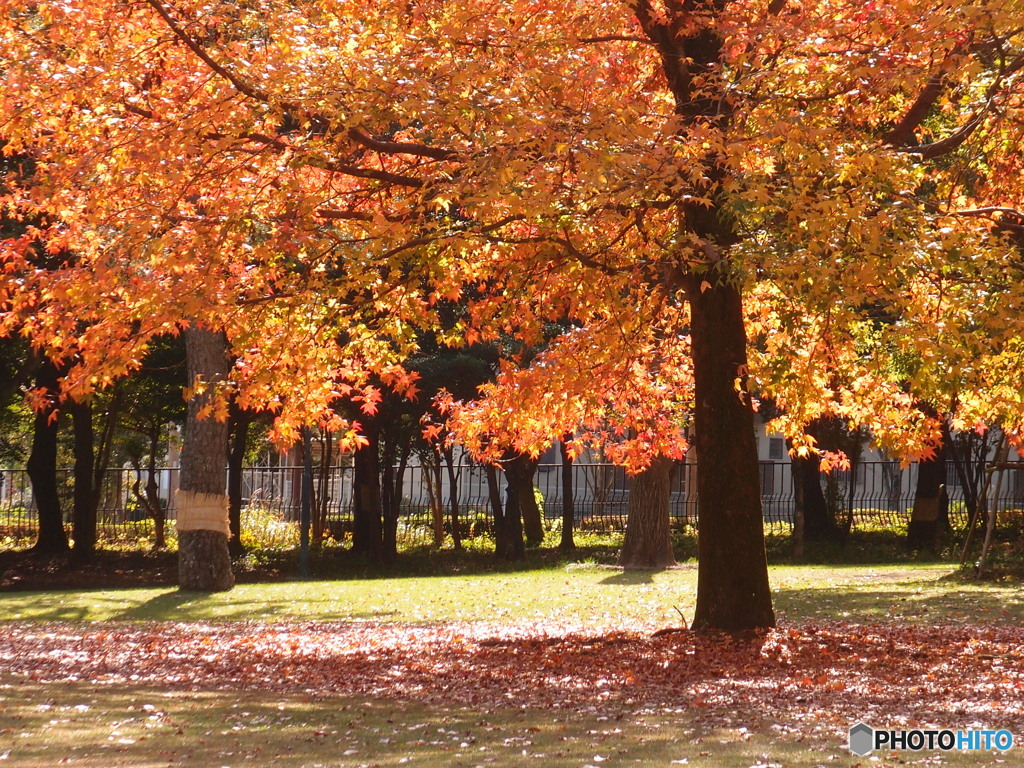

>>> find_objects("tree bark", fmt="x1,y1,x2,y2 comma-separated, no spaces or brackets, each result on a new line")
689,278,775,632
70,398,96,561
515,454,544,546
227,404,251,559
791,450,842,543
144,429,166,549
352,419,383,561
27,357,69,556
496,453,526,560
381,445,408,563
559,436,575,552
485,463,507,554
425,454,445,548
908,435,949,550
442,446,462,550
178,327,234,592
618,455,676,569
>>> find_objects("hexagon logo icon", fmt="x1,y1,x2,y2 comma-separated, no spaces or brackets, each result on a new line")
849,722,874,756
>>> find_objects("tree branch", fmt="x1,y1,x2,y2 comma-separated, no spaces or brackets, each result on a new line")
143,0,270,104
884,72,948,147
952,206,1024,220
893,50,1024,159
306,157,426,188
347,128,459,162
578,35,655,46
145,2,462,168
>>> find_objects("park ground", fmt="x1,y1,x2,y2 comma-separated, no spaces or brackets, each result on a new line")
0,548,1022,768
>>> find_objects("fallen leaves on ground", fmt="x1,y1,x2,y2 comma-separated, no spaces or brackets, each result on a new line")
1,619,1021,733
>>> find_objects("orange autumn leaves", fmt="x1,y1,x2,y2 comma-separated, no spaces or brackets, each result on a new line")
0,0,1023,464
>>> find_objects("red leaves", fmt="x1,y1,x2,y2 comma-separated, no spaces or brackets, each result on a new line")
3,620,1022,727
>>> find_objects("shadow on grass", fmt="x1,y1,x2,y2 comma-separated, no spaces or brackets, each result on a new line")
113,589,400,622
0,681,840,768
115,590,211,620
254,541,624,584
598,569,663,585
772,578,1024,624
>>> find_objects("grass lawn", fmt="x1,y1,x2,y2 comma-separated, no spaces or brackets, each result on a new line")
1,562,1022,767
0,562,1021,626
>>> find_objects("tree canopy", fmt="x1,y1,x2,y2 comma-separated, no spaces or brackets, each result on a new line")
2,0,1023,627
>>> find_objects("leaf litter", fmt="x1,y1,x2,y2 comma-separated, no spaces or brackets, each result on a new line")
1,618,1022,737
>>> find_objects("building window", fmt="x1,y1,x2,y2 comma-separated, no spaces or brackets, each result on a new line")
768,437,785,461
760,462,776,496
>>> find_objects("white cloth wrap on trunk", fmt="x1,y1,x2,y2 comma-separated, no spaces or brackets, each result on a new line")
175,490,230,537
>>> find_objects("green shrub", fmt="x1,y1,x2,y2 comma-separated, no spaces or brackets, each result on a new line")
240,506,300,552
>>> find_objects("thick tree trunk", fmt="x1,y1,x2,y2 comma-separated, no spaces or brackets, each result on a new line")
27,358,69,555
791,450,842,543
618,455,675,569
559,437,575,552
496,453,526,560
908,436,949,550
352,420,383,561
515,455,544,546
628,2,775,630
689,278,775,632
70,398,97,561
178,327,234,592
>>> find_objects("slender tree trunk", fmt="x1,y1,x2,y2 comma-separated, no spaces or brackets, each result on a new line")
443,447,462,550
70,398,96,561
352,420,383,561
497,453,525,560
485,463,508,555
689,278,775,632
27,358,69,555
146,432,166,549
382,446,409,562
178,327,234,592
559,437,575,552
313,430,334,549
425,455,445,548
227,405,251,559
517,454,544,546
791,458,805,560
618,455,675,569
908,419,949,550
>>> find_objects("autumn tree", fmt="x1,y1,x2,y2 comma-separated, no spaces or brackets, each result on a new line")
3,0,1023,627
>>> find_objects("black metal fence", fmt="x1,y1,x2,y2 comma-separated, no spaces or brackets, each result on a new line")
2,459,1022,545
